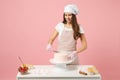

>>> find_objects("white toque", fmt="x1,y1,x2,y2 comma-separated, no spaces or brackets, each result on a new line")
64,4,79,15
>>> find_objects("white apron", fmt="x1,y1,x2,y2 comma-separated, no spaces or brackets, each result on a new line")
57,27,79,65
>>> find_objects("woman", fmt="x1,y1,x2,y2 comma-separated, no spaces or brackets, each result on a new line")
46,4,87,64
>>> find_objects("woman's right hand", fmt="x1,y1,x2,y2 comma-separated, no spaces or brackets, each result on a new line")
46,44,52,51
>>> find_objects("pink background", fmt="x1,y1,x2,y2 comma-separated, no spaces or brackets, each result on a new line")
0,0,120,80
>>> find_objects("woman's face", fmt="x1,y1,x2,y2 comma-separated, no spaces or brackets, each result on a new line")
64,12,72,23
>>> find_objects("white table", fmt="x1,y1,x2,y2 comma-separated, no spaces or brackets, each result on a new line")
17,65,101,80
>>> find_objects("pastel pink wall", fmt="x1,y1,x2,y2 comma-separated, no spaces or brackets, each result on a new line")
0,0,120,80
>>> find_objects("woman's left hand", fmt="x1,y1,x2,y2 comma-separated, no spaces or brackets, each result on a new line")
68,51,78,59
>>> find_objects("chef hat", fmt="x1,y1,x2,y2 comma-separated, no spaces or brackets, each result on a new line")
64,4,79,15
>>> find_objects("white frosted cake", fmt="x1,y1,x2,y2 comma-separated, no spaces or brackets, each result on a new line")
53,53,70,62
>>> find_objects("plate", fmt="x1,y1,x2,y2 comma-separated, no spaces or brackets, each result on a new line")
49,58,74,65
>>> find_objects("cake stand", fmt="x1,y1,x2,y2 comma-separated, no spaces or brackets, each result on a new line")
49,58,75,72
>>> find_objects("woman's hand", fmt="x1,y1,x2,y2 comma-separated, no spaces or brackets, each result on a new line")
68,51,78,59
46,29,58,52
46,44,52,51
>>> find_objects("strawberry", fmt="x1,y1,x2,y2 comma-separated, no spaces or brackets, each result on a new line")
18,66,28,74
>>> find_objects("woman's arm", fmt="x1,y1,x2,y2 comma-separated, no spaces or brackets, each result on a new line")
77,34,87,53
48,29,58,45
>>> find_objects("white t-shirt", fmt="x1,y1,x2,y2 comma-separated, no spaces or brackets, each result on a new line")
55,22,85,40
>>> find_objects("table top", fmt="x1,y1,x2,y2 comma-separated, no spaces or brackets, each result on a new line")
17,65,101,79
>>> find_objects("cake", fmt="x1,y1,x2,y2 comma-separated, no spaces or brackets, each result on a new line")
53,53,70,62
